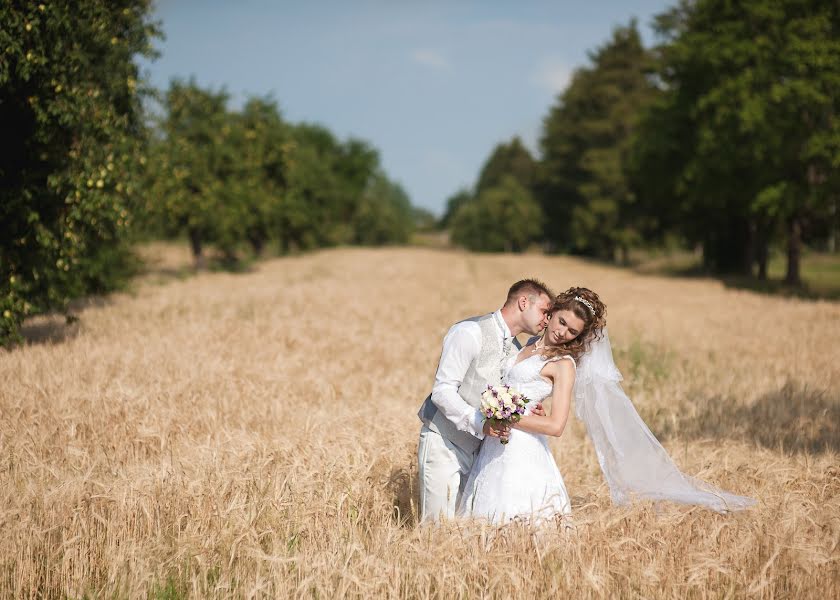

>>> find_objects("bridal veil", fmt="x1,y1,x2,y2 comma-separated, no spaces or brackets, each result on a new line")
574,329,756,512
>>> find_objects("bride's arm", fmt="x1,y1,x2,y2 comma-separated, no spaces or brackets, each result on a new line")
513,360,575,437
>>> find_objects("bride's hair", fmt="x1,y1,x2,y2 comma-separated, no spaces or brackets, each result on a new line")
542,287,606,361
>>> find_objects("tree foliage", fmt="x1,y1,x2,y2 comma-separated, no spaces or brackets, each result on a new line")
145,80,236,264
144,81,417,265
1,0,160,346
475,136,538,197
446,136,542,251
451,176,544,252
539,21,658,260
440,188,473,230
630,0,840,280
453,1,839,283
1,10,419,346
354,172,414,245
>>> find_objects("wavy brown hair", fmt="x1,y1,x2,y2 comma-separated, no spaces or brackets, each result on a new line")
541,287,607,361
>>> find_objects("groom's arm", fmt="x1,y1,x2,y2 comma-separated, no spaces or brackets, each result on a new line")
430,322,486,439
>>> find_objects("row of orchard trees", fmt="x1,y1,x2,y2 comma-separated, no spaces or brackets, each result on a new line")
0,1,418,346
144,81,416,268
448,0,840,284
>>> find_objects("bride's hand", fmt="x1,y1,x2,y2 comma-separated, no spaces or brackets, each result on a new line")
511,402,545,431
483,421,510,439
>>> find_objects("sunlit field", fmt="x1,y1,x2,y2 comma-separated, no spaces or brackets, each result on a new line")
2,245,839,598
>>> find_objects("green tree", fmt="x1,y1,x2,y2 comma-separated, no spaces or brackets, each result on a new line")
539,21,658,261
633,0,840,281
234,96,290,257
412,206,437,232
0,0,160,346
442,137,538,231
440,188,472,229
353,172,414,245
451,176,544,252
282,125,380,250
145,79,236,267
475,136,538,196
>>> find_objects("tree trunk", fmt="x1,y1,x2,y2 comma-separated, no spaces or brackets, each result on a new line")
188,228,205,270
744,219,756,277
249,233,265,257
756,237,768,281
705,218,751,274
785,216,802,286
702,237,713,272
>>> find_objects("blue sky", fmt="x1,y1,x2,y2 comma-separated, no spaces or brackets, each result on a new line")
141,1,673,215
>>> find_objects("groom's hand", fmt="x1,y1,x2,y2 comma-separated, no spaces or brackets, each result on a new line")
483,421,511,439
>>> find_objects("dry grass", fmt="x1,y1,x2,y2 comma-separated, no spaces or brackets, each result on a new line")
2,245,839,599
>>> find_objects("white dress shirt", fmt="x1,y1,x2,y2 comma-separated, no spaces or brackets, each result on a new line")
430,310,512,440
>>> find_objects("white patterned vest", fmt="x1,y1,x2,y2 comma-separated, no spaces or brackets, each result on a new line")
418,313,506,454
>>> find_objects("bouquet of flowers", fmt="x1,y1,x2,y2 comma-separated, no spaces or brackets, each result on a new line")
480,384,530,444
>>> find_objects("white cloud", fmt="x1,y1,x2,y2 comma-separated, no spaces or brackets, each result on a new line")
411,48,452,71
531,58,572,94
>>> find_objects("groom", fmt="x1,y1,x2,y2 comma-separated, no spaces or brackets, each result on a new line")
417,279,554,522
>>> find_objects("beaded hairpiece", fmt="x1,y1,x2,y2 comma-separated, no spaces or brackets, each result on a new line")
574,296,595,315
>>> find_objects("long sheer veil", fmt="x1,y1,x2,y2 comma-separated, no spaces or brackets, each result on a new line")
574,328,755,512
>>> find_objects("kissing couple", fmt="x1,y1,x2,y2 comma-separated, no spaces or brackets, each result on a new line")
417,279,755,525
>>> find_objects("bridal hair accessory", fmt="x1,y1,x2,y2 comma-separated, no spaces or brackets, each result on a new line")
575,296,595,315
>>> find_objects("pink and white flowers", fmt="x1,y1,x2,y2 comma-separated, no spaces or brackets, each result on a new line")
481,384,529,444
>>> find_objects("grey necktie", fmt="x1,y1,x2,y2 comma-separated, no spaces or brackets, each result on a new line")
503,336,515,358
502,335,516,380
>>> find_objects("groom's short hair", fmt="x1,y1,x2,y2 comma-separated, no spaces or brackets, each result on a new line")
505,279,553,306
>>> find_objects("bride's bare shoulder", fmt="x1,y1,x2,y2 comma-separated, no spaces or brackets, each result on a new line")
541,356,576,380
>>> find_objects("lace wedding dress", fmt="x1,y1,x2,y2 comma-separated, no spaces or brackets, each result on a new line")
458,354,573,524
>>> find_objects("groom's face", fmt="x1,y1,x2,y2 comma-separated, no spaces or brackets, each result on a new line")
521,293,552,335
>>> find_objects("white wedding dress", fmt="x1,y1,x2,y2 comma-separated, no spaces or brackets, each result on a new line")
457,329,755,522
458,353,573,524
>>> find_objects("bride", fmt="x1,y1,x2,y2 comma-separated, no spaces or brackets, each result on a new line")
458,287,601,523
459,287,755,524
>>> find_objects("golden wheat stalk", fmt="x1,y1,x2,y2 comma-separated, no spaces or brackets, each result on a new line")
1,244,838,598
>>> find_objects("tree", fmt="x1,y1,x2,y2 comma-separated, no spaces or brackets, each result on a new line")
353,172,414,245
0,0,160,346
440,188,472,229
281,125,380,250
442,137,538,232
538,67,587,253
451,176,544,252
634,0,840,282
145,80,236,267
412,206,437,232
624,90,694,256
475,136,538,196
234,96,290,257
539,21,658,261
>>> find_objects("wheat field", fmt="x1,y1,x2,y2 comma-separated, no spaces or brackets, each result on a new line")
2,245,839,598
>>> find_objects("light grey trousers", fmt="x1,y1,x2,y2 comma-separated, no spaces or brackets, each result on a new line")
417,425,477,523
